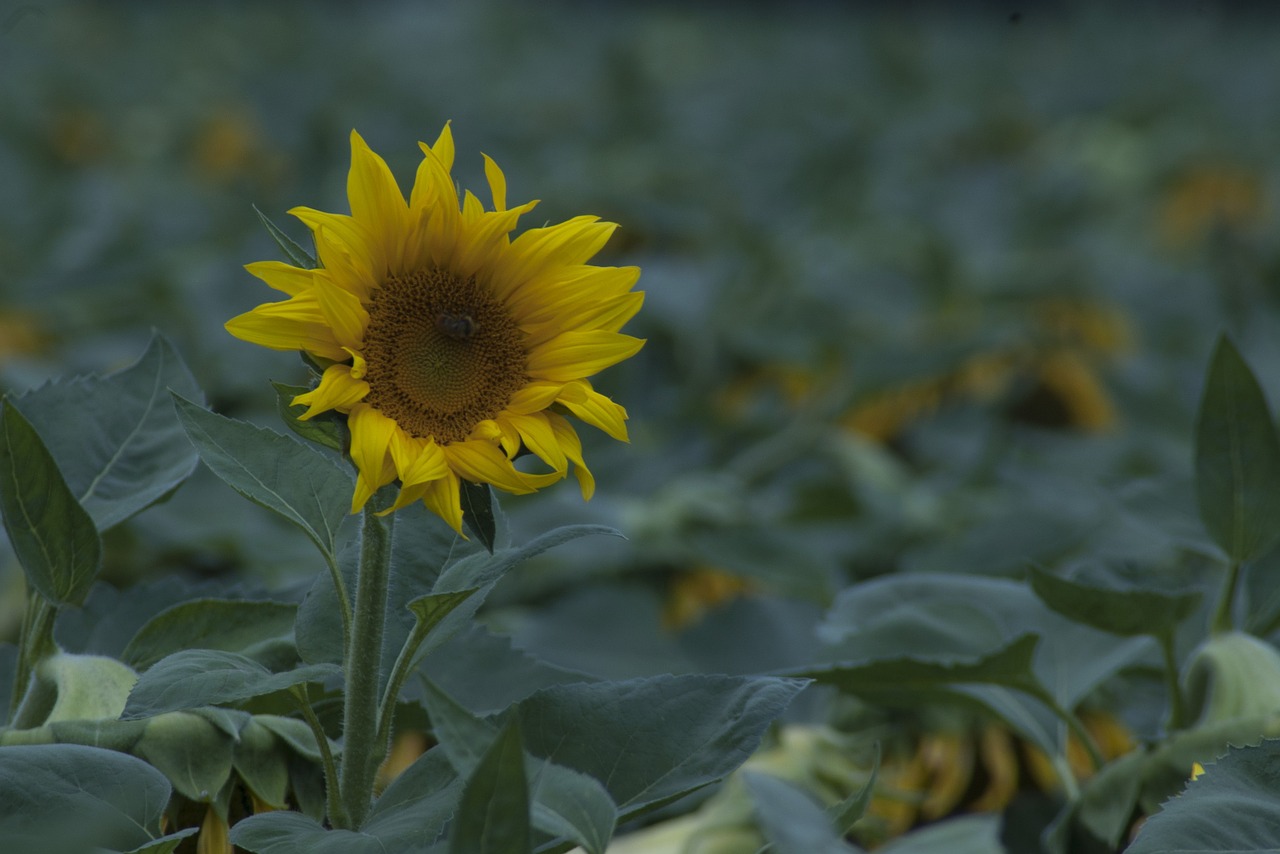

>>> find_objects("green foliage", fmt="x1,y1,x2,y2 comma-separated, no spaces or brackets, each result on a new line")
273,382,347,453
0,744,178,853
10,334,202,532
1194,335,1280,563
1128,739,1280,853
450,716,532,854
1028,567,1201,639
0,403,102,607
172,394,352,561
123,599,298,670
122,650,339,719
744,771,862,854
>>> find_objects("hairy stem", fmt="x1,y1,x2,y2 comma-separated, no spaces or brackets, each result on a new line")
10,594,56,721
337,501,394,829
291,685,346,830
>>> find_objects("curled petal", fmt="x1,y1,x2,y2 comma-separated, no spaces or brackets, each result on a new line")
292,364,369,419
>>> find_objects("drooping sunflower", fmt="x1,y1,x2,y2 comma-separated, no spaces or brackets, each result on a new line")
227,126,644,531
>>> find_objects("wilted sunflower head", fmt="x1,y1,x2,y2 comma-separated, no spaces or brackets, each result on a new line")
227,126,644,532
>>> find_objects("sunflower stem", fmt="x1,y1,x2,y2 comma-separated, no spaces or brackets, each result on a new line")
324,550,354,662
291,684,346,830
337,496,395,829
376,616,433,757
10,593,57,720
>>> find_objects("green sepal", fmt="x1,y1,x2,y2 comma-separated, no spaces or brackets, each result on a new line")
254,204,318,269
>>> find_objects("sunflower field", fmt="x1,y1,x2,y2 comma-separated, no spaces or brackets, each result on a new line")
3,3,1280,853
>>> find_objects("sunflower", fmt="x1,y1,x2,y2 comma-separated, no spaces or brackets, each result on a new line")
227,126,644,531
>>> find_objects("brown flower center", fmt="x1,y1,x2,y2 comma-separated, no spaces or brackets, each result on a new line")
362,269,527,443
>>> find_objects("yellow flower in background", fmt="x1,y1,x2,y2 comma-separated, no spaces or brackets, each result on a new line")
227,126,644,531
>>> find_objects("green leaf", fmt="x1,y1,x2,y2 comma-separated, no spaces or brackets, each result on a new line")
122,650,339,719
123,599,298,670
743,771,861,854
172,394,352,559
255,204,318,269
1128,739,1280,853
816,573,1152,751
364,747,462,846
1028,568,1202,639
830,741,880,834
273,382,347,453
528,761,617,854
403,587,484,666
0,402,102,606
1194,334,1280,562
0,743,172,853
1075,750,1146,850
800,635,1044,703
450,716,531,854
230,812,391,854
420,680,616,853
460,480,498,553
11,334,202,531
234,717,291,808
878,816,1005,854
516,674,808,820
132,710,236,802
436,524,623,594
123,828,200,854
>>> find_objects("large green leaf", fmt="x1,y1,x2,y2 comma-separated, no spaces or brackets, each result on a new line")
515,674,808,819
420,681,617,853
121,649,339,719
172,394,352,559
449,716,531,854
0,743,172,853
230,812,400,854
132,710,237,802
0,402,102,606
816,573,1152,749
798,635,1044,703
743,771,861,854
363,748,462,846
1028,567,1201,639
1128,739,1280,853
123,599,298,670
12,334,202,531
878,816,1005,854
1194,335,1280,562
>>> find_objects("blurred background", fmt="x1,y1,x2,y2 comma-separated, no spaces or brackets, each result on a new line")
4,0,1280,741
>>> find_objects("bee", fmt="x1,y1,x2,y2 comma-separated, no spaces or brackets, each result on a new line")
436,312,476,340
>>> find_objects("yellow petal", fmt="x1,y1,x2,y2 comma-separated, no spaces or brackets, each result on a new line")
526,331,645,382
225,298,347,361
558,381,629,442
430,122,454,172
454,202,537,281
444,440,560,495
245,261,314,296
422,469,464,534
399,436,450,489
547,413,595,500
410,146,460,268
492,217,615,299
510,265,641,322
506,412,567,474
310,260,369,348
504,382,563,415
348,404,398,512
522,291,645,347
348,130,408,273
292,364,369,419
289,207,383,291
482,153,507,211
